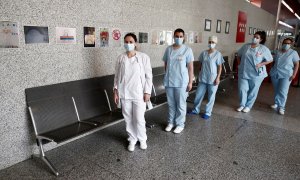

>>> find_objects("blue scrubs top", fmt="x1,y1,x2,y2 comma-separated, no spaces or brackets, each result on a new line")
270,49,300,78
163,44,194,87
237,43,273,79
198,50,224,84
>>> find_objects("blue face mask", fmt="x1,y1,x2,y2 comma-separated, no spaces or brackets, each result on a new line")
124,43,135,52
251,38,260,44
282,44,290,50
208,43,216,49
174,38,184,45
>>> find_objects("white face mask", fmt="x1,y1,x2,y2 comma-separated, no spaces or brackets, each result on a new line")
208,43,216,49
124,43,135,52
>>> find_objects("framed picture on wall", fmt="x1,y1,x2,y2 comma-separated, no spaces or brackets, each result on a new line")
216,20,221,33
253,28,256,34
249,27,252,35
204,19,211,31
225,21,230,34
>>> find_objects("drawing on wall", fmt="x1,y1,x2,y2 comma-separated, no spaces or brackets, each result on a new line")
84,27,95,47
253,28,256,34
249,27,252,35
100,28,109,47
204,19,211,31
188,31,195,44
159,31,166,45
139,32,148,43
0,21,19,48
236,11,247,43
151,30,159,45
216,20,222,33
56,27,76,44
225,21,230,34
165,31,173,45
24,26,49,44
112,28,121,47
195,32,202,43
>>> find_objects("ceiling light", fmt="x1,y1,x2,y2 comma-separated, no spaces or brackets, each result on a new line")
295,13,300,20
279,20,294,29
282,1,294,13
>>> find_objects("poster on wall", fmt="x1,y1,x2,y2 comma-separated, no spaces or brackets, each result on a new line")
159,31,166,45
139,32,148,43
24,26,49,44
0,21,19,48
84,27,95,47
165,31,173,45
195,32,202,43
151,30,159,45
188,31,195,44
100,28,109,47
236,11,247,43
111,28,121,47
56,27,76,44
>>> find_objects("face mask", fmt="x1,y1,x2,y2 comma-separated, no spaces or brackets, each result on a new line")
252,38,260,44
174,38,184,45
208,43,216,49
282,44,290,50
124,43,135,52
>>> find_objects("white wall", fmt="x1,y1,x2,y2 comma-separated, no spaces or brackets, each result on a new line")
0,0,276,170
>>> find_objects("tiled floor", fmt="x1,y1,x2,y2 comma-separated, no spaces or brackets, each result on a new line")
0,79,299,180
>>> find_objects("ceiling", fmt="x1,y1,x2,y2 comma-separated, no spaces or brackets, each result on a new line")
250,0,300,30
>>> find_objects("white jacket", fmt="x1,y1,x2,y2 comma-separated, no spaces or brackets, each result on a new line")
113,51,153,98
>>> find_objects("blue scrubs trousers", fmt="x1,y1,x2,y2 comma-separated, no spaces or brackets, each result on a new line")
271,76,291,110
238,77,264,109
192,82,218,116
166,87,188,128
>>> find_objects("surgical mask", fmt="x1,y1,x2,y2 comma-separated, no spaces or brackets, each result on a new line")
282,44,290,50
251,38,260,44
208,43,216,49
174,38,184,45
124,43,135,52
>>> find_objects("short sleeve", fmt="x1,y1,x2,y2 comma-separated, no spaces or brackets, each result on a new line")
186,47,194,64
162,47,169,62
292,51,300,62
263,47,273,62
216,52,224,65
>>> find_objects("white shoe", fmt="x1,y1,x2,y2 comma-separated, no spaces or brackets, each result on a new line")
140,141,147,150
173,126,184,134
242,107,250,113
236,106,244,112
270,104,278,109
278,108,285,115
128,143,135,152
165,124,174,132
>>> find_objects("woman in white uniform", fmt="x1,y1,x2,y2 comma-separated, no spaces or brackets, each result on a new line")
236,31,273,113
113,33,153,152
188,36,224,119
270,37,299,115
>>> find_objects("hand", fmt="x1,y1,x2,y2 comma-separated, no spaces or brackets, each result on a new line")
186,82,193,92
289,75,296,81
214,77,220,85
144,93,151,102
256,63,262,69
113,90,119,105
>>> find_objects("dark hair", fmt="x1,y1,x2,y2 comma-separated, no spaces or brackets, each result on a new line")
254,31,266,45
124,33,137,42
174,28,185,36
283,37,293,43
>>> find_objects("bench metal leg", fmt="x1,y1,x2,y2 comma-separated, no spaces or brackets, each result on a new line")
37,139,59,176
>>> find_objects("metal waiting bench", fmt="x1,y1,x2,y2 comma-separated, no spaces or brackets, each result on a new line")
25,77,123,176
